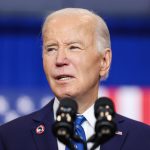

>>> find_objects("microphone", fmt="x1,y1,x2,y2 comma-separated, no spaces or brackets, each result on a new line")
52,98,78,150
88,97,117,150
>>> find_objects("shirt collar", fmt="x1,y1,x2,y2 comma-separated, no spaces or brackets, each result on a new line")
53,97,60,120
81,104,96,129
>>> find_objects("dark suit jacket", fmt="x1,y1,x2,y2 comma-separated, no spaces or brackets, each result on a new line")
0,99,150,150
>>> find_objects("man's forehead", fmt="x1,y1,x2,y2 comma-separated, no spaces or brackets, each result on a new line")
43,21,95,44
42,14,97,48
43,22,96,49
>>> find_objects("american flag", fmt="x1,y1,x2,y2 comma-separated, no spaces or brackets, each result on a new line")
98,86,150,125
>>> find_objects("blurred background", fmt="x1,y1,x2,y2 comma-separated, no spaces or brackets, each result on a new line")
0,0,150,125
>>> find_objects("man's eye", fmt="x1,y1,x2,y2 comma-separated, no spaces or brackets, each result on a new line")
47,48,56,52
69,46,80,50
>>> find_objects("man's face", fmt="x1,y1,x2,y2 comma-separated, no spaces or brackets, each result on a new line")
43,15,103,101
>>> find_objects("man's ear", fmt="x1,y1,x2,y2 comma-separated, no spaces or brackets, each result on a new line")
99,48,112,78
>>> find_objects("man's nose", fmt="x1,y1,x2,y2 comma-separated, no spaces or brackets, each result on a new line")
55,49,69,67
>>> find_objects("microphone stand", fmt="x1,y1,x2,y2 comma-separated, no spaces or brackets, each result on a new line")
87,125,116,150
87,133,102,150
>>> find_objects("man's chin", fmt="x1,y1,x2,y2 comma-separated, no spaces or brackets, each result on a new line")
56,93,76,101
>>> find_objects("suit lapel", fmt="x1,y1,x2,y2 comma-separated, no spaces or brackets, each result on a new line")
101,114,128,150
31,99,58,150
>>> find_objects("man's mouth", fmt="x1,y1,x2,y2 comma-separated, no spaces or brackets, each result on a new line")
55,75,74,81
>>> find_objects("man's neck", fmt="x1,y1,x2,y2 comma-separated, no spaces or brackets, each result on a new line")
75,94,98,114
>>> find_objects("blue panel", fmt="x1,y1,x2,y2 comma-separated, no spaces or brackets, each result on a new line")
104,35,150,86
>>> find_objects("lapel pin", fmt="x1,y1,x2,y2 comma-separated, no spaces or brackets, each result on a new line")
115,131,123,135
36,125,45,135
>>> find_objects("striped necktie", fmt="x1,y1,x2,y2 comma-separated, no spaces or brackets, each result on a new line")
66,115,86,150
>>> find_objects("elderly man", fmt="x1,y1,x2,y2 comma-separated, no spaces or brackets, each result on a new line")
0,8,150,150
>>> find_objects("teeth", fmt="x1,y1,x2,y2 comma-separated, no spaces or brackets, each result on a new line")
59,77,71,81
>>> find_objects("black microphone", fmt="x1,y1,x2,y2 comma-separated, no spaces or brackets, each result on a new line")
88,97,117,150
52,98,78,150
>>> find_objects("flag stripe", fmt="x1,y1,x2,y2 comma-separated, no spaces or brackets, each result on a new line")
143,88,150,125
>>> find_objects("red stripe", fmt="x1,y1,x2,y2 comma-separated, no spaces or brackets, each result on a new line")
142,88,150,125
109,87,118,113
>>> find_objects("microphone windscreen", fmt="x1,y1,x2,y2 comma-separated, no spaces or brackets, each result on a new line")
53,98,78,147
58,97,78,114
94,97,115,118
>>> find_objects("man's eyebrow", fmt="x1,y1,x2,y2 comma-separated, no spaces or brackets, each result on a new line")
65,41,84,45
45,43,58,47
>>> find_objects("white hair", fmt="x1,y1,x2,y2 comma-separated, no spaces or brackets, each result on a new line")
42,8,111,54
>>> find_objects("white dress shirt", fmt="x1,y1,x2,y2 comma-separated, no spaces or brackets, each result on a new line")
53,98,100,150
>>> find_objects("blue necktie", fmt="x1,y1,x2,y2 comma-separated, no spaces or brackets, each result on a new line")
65,115,86,150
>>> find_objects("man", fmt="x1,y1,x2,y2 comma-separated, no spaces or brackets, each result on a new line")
0,8,150,150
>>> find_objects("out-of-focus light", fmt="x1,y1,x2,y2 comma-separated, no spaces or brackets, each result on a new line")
16,96,35,115
0,96,9,115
